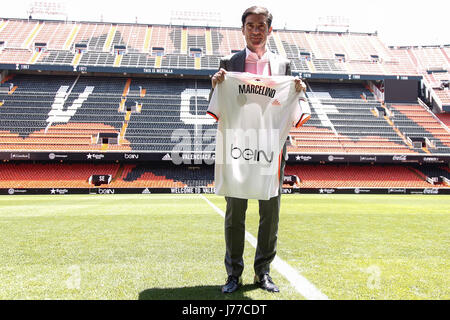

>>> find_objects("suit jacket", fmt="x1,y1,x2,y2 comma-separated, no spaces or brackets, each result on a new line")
219,48,291,75
209,49,292,100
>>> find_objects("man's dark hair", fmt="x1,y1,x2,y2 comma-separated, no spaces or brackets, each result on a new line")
241,6,273,28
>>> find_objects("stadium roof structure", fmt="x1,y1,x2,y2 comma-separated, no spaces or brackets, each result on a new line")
0,17,424,81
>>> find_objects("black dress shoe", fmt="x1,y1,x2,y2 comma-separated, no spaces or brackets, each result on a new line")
222,275,242,293
254,274,279,292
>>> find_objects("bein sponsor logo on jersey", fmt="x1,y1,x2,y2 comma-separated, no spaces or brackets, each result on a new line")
219,128,280,166
230,144,274,163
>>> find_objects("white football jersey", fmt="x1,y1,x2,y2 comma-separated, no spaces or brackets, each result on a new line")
208,72,310,200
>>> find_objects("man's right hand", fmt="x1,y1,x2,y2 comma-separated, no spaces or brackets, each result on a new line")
212,68,226,88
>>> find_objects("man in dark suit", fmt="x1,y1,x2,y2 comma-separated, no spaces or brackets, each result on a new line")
210,6,306,294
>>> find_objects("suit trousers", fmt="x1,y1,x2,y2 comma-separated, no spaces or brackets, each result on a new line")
224,145,286,277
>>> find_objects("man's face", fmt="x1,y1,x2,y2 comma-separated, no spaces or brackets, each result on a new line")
242,13,272,53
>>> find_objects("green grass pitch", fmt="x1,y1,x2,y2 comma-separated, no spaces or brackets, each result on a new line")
0,194,448,300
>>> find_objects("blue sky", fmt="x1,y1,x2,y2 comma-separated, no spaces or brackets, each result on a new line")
2,0,449,46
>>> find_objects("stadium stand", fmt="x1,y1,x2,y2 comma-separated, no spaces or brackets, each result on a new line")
4,74,449,155
0,74,215,152
1,162,447,189
0,17,449,193
388,46,450,112
115,164,214,188
289,82,423,154
0,18,419,75
0,74,134,151
0,162,119,188
284,164,438,188
436,113,450,127
389,104,450,152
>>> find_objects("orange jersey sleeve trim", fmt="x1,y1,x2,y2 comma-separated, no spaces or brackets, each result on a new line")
207,111,219,122
295,113,311,128
278,152,282,182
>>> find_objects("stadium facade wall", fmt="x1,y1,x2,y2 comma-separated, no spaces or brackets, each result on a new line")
2,187,448,195
0,63,422,81
2,151,449,164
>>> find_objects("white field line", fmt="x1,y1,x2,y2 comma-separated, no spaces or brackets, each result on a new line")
200,194,329,300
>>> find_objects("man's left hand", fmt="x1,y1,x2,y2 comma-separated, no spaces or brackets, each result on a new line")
294,78,306,93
